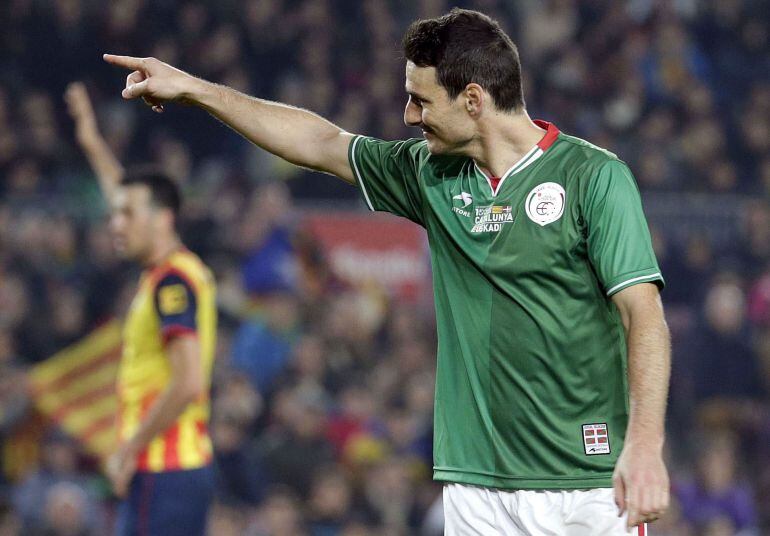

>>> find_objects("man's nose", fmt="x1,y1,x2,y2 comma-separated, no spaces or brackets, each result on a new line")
109,216,122,232
404,102,421,127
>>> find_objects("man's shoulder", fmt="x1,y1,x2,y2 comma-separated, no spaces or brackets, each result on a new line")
548,133,633,188
151,248,214,293
559,132,620,162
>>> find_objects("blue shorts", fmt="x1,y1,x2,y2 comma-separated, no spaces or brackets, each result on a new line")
115,465,214,536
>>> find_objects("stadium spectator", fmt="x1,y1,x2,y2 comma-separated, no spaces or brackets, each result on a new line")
305,465,355,536
688,278,765,403
674,430,758,533
34,482,99,536
12,432,103,534
256,385,335,496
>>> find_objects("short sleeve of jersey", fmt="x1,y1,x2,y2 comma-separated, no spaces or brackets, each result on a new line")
153,272,198,344
584,160,665,296
348,135,427,226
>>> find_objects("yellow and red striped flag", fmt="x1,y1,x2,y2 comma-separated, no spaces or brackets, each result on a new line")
29,320,122,461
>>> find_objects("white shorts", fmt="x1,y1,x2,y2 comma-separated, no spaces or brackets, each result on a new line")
443,484,648,536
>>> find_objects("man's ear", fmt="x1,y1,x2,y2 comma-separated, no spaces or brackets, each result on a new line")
158,207,176,232
464,83,484,116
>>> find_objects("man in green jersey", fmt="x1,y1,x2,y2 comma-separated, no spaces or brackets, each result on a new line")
104,8,670,535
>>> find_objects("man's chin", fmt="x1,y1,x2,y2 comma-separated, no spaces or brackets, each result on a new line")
424,137,444,155
112,243,133,261
424,139,457,156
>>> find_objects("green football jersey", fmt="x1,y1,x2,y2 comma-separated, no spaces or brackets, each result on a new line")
348,121,664,490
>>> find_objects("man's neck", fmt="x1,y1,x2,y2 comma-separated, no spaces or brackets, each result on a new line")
468,111,546,178
142,234,181,268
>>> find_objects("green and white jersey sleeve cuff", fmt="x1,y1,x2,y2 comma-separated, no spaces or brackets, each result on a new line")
605,269,665,297
348,135,376,212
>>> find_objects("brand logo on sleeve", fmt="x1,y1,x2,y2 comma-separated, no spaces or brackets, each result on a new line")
525,182,565,226
582,423,611,455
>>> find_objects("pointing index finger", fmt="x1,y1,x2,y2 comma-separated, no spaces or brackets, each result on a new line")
103,54,144,71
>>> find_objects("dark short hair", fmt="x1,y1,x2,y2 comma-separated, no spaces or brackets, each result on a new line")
121,167,181,218
402,8,524,112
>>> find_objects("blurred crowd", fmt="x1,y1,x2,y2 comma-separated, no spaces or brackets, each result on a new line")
1,0,770,534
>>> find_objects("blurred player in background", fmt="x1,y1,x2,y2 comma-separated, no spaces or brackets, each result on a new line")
103,7,670,535
65,83,217,536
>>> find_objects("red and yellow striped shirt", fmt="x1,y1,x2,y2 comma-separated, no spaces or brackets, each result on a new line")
117,248,217,472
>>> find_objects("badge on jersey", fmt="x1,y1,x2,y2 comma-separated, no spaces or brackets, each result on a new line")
154,273,198,343
525,182,565,226
471,204,514,233
582,423,611,455
158,284,189,315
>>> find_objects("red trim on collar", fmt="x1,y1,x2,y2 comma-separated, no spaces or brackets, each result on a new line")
533,120,560,151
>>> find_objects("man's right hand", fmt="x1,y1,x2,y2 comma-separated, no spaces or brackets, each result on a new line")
103,53,356,183
103,55,200,113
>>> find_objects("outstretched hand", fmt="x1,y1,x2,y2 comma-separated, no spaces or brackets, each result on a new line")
64,81,126,190
103,54,196,113
64,82,99,144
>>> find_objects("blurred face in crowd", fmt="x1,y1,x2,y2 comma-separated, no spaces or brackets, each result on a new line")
109,184,171,263
403,62,479,155
43,438,77,474
44,483,88,536
698,434,737,493
704,281,746,335
256,491,304,535
309,470,352,519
